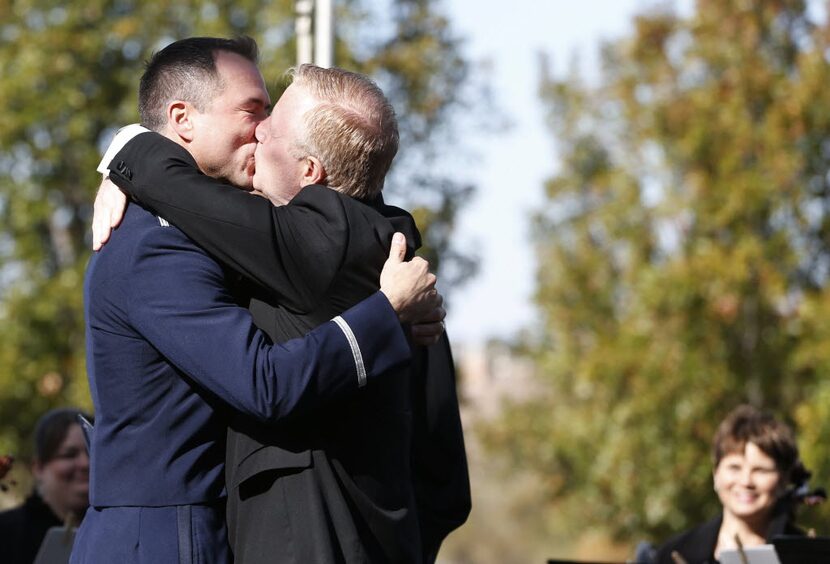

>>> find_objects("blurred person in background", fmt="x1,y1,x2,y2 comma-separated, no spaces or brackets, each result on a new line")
653,404,824,564
0,408,92,564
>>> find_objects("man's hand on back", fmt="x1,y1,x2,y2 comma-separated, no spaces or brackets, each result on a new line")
92,177,128,251
410,306,446,347
380,233,446,346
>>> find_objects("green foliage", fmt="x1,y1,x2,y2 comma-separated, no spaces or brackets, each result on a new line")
0,0,476,462
486,0,830,545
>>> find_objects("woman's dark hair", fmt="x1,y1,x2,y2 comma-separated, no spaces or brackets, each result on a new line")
33,408,93,463
712,404,803,487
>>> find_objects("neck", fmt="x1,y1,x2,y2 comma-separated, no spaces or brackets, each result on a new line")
38,489,78,525
160,126,191,151
720,509,770,546
159,126,212,178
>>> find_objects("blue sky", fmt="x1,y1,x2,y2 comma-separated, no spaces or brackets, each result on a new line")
440,0,693,345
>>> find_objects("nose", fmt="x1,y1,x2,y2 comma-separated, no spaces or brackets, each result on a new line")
255,117,270,143
739,467,754,487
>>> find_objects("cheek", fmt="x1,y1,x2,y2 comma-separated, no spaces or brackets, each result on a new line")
235,121,258,145
38,462,70,488
760,476,783,496
51,461,76,482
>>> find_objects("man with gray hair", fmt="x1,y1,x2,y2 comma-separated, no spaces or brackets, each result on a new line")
100,62,470,562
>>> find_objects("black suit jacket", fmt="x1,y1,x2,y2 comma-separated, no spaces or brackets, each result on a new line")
0,492,63,564
111,132,470,563
654,510,803,564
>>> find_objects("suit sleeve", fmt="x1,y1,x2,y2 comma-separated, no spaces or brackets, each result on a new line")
107,131,346,313
409,333,471,561
125,225,409,423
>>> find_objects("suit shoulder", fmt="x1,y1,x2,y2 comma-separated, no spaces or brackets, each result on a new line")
127,203,195,242
0,503,24,528
89,205,204,289
654,515,720,563
292,183,347,209
99,204,205,270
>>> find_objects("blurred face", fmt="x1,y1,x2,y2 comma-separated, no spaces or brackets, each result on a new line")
33,424,89,519
714,442,783,524
188,50,271,188
252,83,317,205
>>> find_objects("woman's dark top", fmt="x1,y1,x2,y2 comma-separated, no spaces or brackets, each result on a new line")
654,510,803,564
0,491,62,564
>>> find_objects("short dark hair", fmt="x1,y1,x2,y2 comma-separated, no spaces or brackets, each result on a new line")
34,407,93,463
712,405,801,482
138,36,259,131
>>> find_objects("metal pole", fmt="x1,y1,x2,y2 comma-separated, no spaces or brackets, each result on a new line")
314,0,334,68
295,0,313,65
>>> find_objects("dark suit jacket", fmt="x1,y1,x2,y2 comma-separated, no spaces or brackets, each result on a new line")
0,492,63,564
654,510,803,564
111,132,471,563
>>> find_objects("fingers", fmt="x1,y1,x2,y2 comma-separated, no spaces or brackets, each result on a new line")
92,202,110,251
379,245,438,323
92,222,105,251
428,288,442,309
92,201,115,250
423,289,441,313
108,196,125,229
386,232,406,264
425,270,437,290
91,179,127,251
411,320,445,346
418,305,446,324
408,256,435,289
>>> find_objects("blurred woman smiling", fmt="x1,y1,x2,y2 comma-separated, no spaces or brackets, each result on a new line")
654,405,822,564
0,408,91,564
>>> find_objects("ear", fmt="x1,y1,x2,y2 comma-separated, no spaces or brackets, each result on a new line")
301,156,327,186
167,101,195,142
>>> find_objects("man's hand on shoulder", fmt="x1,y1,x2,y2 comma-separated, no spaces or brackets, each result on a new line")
92,124,150,251
380,232,446,345
92,177,127,251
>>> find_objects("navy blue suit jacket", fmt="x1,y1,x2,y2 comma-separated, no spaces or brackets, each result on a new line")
84,200,410,508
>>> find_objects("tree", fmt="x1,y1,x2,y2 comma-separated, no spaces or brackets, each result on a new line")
484,0,830,547
0,0,478,464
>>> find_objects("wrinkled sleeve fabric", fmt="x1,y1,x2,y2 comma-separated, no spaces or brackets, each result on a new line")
125,224,409,423
108,131,347,313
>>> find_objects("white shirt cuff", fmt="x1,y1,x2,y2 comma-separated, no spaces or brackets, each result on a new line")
97,124,151,176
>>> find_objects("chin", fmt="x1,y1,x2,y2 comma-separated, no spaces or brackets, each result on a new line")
730,503,774,520
73,487,90,498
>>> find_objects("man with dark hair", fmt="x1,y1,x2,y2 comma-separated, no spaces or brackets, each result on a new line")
138,36,260,133
93,58,469,562
73,37,443,564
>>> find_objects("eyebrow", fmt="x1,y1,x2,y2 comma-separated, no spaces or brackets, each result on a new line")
240,97,271,111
